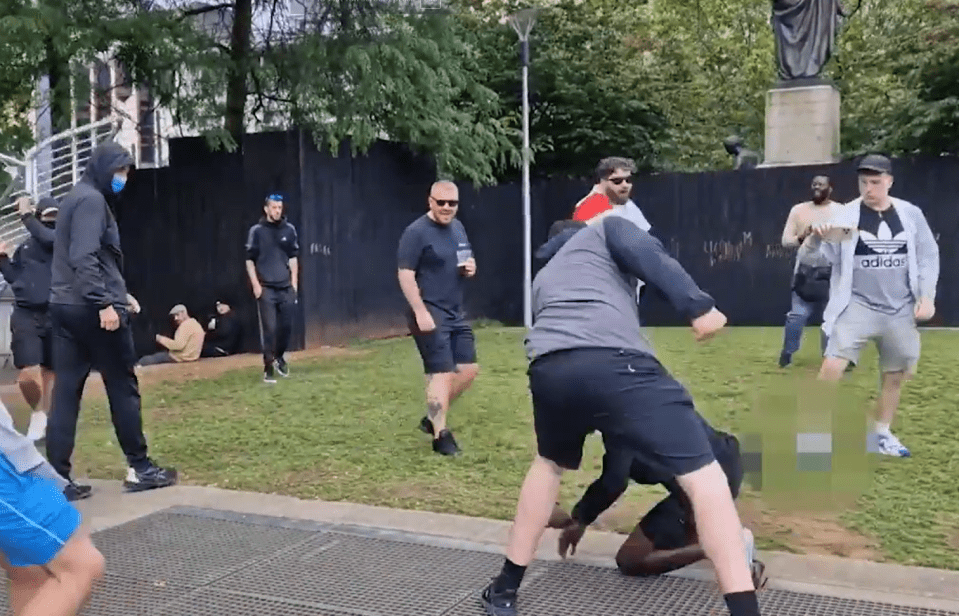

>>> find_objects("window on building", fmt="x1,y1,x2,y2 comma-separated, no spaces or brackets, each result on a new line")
139,89,156,165
94,60,112,121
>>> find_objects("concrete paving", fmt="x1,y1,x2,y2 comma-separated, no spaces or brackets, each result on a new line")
71,478,959,613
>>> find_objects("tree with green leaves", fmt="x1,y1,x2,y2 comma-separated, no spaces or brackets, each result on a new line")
1,0,518,184
114,0,518,184
453,0,671,180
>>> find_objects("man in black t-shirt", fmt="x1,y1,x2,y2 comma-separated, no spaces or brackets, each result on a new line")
396,181,478,457
547,424,765,589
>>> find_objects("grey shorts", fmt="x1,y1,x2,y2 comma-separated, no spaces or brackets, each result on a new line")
825,301,920,373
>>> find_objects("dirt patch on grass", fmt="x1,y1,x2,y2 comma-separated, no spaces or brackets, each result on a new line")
104,346,367,397
0,346,369,408
737,499,882,560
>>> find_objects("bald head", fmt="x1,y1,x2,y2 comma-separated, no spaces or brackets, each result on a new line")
431,180,458,195
427,180,459,226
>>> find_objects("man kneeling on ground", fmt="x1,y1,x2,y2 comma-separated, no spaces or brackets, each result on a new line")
547,425,766,588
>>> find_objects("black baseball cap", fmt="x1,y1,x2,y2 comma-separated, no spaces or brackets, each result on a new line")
857,154,893,175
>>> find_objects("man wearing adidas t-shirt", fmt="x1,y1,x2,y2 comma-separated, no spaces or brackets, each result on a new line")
812,155,939,458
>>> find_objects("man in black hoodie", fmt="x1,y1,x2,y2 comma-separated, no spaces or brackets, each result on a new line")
245,194,299,383
201,298,243,358
0,196,60,441
47,141,177,501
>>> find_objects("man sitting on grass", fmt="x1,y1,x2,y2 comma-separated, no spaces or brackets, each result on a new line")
547,424,766,588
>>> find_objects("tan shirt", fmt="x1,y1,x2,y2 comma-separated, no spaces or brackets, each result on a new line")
157,317,205,362
782,200,839,268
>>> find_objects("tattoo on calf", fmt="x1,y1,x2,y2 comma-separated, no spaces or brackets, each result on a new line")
427,400,443,420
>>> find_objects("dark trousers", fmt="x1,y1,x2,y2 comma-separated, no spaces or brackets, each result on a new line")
47,304,150,480
257,285,296,367
200,343,229,358
139,351,174,366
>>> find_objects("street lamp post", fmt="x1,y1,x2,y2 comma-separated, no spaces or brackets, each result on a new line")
506,8,539,330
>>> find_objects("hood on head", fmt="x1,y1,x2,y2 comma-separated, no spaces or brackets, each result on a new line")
36,196,59,217
535,220,587,265
83,142,134,195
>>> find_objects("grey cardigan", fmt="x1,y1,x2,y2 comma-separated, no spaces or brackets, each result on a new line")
819,197,939,338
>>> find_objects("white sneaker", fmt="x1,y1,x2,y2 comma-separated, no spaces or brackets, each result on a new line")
743,527,755,566
26,412,47,441
870,431,911,458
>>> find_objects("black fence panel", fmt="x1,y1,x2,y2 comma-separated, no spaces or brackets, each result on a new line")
111,130,959,357
298,138,437,345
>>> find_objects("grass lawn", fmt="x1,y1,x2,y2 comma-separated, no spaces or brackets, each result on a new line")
65,325,959,570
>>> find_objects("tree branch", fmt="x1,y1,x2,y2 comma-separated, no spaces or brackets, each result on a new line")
180,3,235,19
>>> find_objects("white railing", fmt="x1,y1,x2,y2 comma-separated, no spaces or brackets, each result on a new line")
0,118,120,248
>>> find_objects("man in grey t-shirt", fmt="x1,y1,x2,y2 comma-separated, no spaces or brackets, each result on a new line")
481,218,763,616
813,155,939,458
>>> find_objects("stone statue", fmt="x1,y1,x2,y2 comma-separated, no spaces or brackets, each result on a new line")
723,136,762,170
771,0,847,81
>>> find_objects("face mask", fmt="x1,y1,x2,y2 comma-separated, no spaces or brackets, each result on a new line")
111,174,127,194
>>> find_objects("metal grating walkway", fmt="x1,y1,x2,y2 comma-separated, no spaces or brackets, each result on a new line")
2,506,957,615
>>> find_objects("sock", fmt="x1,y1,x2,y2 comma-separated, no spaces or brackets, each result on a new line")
493,558,527,593
875,422,891,436
724,590,760,616
26,412,47,439
742,527,755,565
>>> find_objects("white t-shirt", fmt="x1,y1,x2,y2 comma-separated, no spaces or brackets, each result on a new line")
608,199,652,298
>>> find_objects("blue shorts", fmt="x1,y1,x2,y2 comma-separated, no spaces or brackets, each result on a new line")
0,455,81,568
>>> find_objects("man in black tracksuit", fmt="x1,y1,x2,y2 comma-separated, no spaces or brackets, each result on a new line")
47,141,177,501
245,194,299,383
0,196,60,442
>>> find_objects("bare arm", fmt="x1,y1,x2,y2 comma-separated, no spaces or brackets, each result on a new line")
286,225,300,294
245,225,262,297
396,225,427,314
397,269,428,315
781,206,805,248
616,527,706,577
245,260,260,294
289,257,298,293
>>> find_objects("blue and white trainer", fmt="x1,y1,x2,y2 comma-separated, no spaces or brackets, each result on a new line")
869,431,911,457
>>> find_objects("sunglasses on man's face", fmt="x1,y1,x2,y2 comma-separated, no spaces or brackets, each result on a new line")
608,177,632,186
431,197,459,207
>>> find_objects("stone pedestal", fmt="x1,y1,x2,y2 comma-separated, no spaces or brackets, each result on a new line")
762,84,840,167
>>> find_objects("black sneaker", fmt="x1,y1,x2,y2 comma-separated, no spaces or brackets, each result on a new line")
419,416,434,435
275,357,289,378
64,481,93,502
778,351,792,368
481,582,517,616
264,365,277,384
433,429,461,456
123,461,178,492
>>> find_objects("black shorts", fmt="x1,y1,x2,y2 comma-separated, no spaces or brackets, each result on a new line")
409,315,477,374
10,306,52,370
528,348,715,475
638,431,744,550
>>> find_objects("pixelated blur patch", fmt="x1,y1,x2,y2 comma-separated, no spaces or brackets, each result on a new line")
739,375,876,513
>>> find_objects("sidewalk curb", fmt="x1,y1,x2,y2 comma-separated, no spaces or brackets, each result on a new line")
75,480,959,612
